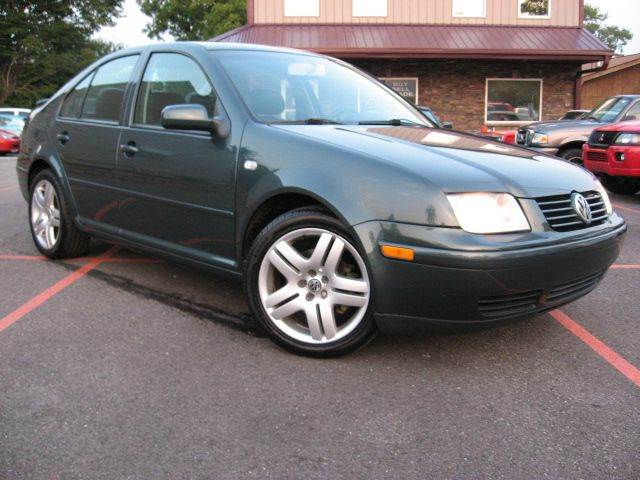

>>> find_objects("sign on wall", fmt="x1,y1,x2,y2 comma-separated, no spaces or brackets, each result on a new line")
379,78,419,105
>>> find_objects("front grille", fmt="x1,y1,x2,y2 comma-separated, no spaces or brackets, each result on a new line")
478,271,605,319
588,130,618,148
586,150,608,162
536,191,608,231
545,271,604,304
516,128,531,146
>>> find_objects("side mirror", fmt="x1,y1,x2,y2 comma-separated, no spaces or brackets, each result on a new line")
441,121,453,130
161,104,230,138
35,98,48,107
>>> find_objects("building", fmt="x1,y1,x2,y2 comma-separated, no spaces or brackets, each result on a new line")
581,54,640,110
213,0,611,132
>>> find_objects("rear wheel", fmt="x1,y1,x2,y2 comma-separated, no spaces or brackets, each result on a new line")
245,208,375,357
600,175,640,195
561,147,584,166
29,170,91,258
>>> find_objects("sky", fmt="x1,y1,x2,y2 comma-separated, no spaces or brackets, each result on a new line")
95,0,640,54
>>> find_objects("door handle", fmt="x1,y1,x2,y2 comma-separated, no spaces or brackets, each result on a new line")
120,142,139,156
57,132,70,145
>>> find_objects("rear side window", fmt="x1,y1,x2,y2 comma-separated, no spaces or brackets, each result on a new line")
134,53,216,127
59,73,94,118
81,55,139,122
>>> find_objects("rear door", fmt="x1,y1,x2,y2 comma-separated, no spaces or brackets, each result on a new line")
54,55,139,228
116,51,237,267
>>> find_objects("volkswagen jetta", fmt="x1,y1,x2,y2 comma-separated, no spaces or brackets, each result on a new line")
17,43,626,356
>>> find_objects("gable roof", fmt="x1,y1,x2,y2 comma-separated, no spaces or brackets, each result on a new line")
582,53,640,81
213,24,611,61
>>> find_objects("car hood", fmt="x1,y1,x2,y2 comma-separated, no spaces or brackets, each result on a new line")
274,125,598,198
521,119,602,134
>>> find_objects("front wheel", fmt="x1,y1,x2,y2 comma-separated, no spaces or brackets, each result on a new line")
244,208,376,357
600,175,640,195
561,147,584,166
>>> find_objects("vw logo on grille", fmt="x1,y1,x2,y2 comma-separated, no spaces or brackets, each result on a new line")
571,193,592,224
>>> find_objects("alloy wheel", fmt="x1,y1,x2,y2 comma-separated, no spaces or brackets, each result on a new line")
31,179,60,250
258,228,370,344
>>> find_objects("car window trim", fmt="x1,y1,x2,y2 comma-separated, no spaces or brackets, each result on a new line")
128,50,221,133
56,70,96,121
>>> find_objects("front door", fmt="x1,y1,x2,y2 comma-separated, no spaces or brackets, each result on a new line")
54,55,139,228
116,52,237,267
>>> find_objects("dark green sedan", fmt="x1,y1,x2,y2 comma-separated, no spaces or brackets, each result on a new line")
17,43,626,356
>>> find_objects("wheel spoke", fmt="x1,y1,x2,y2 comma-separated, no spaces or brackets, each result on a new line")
309,232,333,267
264,284,298,309
50,208,60,227
304,305,324,341
45,226,56,248
324,238,345,274
268,249,300,281
44,182,54,208
319,302,337,340
33,190,46,211
332,275,369,294
332,291,368,308
274,241,307,272
270,297,303,320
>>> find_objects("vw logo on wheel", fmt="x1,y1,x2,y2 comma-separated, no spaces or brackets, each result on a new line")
571,193,592,224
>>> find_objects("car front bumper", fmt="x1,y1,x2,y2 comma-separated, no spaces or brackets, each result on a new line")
583,145,640,177
354,217,626,332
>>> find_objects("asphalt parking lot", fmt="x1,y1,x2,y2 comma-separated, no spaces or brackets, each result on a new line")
1,154,639,479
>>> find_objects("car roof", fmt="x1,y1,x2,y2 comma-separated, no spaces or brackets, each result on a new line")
110,41,322,58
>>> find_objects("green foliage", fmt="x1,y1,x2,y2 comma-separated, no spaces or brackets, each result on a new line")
138,0,247,40
0,0,123,108
519,0,549,16
584,3,633,53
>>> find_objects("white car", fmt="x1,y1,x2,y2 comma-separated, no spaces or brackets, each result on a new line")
0,108,30,121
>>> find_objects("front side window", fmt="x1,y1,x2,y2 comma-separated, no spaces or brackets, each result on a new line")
284,0,319,17
353,0,387,17
486,79,542,124
215,50,426,126
134,53,216,127
586,97,634,123
452,0,486,17
518,0,550,18
60,73,94,119
81,55,139,122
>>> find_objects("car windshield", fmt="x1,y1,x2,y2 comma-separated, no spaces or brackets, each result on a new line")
0,115,24,135
214,50,428,126
587,97,633,122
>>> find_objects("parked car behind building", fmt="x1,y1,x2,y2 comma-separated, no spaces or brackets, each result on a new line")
583,120,640,195
516,95,640,164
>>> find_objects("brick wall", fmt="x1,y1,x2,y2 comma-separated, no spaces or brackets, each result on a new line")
351,59,580,132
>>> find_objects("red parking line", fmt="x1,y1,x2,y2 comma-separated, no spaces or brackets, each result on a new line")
611,264,640,269
0,247,118,333
551,309,640,388
0,254,47,261
613,202,640,214
0,185,17,192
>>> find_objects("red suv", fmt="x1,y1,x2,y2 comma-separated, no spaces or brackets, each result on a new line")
583,121,640,195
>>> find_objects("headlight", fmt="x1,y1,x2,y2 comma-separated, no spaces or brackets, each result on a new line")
0,133,10,140
531,132,548,145
447,193,531,234
614,133,640,145
596,181,613,215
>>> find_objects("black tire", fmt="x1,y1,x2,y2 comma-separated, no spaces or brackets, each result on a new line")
560,147,584,166
29,169,91,259
600,175,640,196
244,207,376,357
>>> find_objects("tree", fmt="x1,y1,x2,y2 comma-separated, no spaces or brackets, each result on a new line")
138,0,246,41
584,4,633,53
0,1,123,107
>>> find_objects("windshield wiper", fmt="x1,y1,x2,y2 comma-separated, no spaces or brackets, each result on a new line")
276,118,343,125
358,119,425,127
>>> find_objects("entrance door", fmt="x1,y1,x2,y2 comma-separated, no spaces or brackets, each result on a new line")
116,52,237,267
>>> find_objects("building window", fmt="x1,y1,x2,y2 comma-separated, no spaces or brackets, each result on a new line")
353,0,387,17
486,79,542,124
284,0,319,17
518,0,551,19
452,0,486,18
